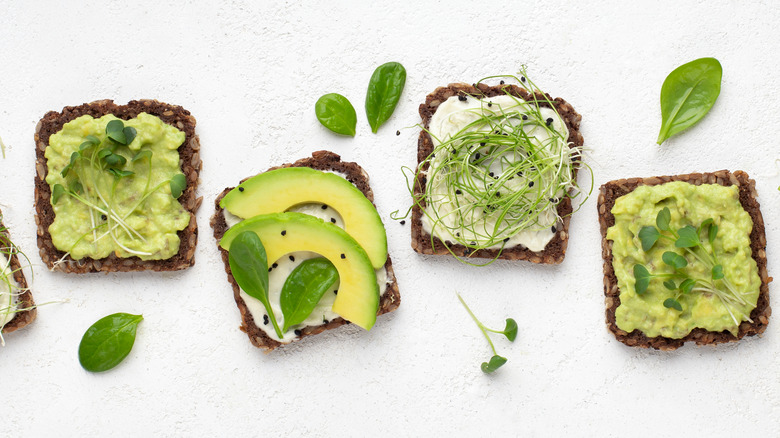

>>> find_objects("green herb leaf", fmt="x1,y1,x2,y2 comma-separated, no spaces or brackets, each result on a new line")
52,184,65,204
656,207,671,231
709,223,718,244
106,119,127,144
638,226,660,251
481,355,507,374
675,225,700,248
69,180,83,194
123,126,137,145
280,258,339,332
712,264,724,280
132,150,152,162
502,318,518,342
60,151,81,177
662,251,687,270
169,173,186,199
79,135,100,151
315,93,357,136
97,148,112,159
108,168,134,178
663,298,683,312
104,153,127,167
365,61,406,134
633,264,651,295
228,231,282,338
78,313,143,373
663,279,677,290
657,57,722,145
679,278,696,294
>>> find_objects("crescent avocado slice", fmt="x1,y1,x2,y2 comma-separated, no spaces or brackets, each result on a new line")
220,212,379,330
219,167,387,269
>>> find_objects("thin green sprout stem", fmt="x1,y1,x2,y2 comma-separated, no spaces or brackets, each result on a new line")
457,293,498,355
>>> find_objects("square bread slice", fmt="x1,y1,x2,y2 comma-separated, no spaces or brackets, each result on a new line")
598,170,771,350
210,151,401,351
411,82,584,264
0,209,36,334
34,100,202,273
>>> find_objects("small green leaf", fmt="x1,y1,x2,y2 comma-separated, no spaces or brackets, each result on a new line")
52,184,65,204
663,279,677,290
123,126,137,145
108,168,134,178
106,119,127,144
280,258,339,332
638,226,660,251
69,180,83,194
132,150,153,162
85,134,101,145
78,313,143,373
657,57,722,145
675,225,700,248
712,264,724,280
633,264,651,295
169,173,186,199
61,151,81,177
502,318,518,342
315,93,357,136
663,298,683,312
680,278,696,294
228,231,282,338
656,207,672,231
104,153,127,167
97,148,112,159
709,223,718,245
662,251,687,270
365,61,407,133
481,355,507,374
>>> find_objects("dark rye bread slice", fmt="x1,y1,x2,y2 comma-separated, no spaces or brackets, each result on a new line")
34,100,203,273
598,170,772,350
210,151,401,351
0,209,36,333
412,83,584,264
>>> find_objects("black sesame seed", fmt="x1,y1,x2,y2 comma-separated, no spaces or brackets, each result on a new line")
458,95,467,101
500,80,505,85
496,192,501,197
101,214,107,221
495,130,500,134
281,230,286,236
321,204,328,210
263,315,269,325
521,76,526,83
456,232,460,237
289,255,295,262
517,171,523,177
475,153,481,160
340,253,346,259
470,241,476,246
400,220,406,225
551,226,557,233
546,118,553,126
330,218,336,223
529,181,535,187
431,153,436,158
503,237,510,243
238,187,244,192
334,289,338,295
480,142,486,146
294,329,302,337
323,319,329,324
488,102,493,107
268,267,273,272
396,130,400,136
489,172,494,177
455,190,462,195
272,263,278,268
522,115,528,121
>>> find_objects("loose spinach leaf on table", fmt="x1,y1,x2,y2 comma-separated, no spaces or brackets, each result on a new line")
315,93,357,136
228,230,283,338
657,57,722,145
78,313,143,373
280,258,339,332
365,61,406,133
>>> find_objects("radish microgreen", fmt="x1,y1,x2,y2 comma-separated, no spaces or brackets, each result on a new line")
457,293,517,374
632,207,753,324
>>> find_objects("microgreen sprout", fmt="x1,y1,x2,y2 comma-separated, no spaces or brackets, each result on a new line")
395,68,592,266
0,218,34,345
457,293,517,374
633,207,753,325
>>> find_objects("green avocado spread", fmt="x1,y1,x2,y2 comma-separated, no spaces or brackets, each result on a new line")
606,182,760,338
45,113,189,260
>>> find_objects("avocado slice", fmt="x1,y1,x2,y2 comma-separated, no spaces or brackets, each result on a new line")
220,167,387,269
220,212,379,330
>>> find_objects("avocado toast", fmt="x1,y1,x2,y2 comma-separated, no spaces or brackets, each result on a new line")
599,170,771,350
211,151,400,351
0,209,36,338
34,100,202,273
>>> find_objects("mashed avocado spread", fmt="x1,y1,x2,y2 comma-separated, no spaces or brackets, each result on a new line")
45,113,189,260
606,182,760,338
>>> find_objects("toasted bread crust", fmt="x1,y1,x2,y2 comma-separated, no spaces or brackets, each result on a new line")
210,150,401,351
1,210,36,333
411,83,584,264
34,100,202,273
598,170,772,350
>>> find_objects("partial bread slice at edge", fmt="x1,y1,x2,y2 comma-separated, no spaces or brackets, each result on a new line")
210,150,401,352
598,170,771,350
34,99,203,273
1,209,36,334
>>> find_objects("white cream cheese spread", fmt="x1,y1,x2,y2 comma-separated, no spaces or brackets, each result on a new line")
0,252,20,330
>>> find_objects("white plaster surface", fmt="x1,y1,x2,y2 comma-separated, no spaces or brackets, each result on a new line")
1,1,780,436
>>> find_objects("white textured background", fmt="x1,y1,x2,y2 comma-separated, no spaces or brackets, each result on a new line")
1,1,779,436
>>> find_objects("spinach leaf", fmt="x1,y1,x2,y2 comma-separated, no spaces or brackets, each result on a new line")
78,313,143,373
315,93,357,136
228,230,283,338
657,57,722,145
365,61,406,133
280,258,339,332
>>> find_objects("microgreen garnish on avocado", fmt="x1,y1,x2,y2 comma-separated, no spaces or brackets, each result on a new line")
228,230,283,338
457,293,517,374
632,207,752,324
657,57,722,145
280,258,339,332
78,313,143,372
315,93,357,136
365,62,406,133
